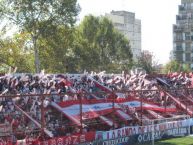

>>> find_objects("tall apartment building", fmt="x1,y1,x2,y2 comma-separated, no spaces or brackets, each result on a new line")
106,11,141,61
173,0,193,68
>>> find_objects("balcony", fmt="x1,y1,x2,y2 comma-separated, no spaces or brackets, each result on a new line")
173,25,183,32
179,5,185,11
173,38,183,42
176,15,187,21
174,48,183,52
185,48,191,52
179,5,193,12
174,52,183,62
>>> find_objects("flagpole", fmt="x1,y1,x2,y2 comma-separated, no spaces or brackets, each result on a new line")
112,91,115,130
41,95,45,139
79,93,83,134
140,91,143,126
164,92,167,115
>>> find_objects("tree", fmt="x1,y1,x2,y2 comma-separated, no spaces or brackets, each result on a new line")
0,32,34,73
136,50,156,74
163,60,191,73
183,64,191,72
73,15,133,73
38,25,75,73
0,0,80,73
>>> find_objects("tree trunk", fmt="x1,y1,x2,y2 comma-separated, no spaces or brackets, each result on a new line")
33,36,40,73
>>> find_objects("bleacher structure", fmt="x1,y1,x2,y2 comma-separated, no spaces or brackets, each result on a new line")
0,72,192,144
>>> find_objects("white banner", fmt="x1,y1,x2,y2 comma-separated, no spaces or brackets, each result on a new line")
52,99,176,121
96,119,190,140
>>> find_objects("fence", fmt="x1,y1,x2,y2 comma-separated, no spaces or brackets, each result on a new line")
0,88,193,144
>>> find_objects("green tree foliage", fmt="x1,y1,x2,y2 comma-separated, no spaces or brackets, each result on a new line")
136,50,156,74
0,0,80,73
0,13,133,73
183,64,191,72
38,26,75,73
38,15,133,73
163,60,181,73
73,15,133,73
0,33,34,73
163,60,191,73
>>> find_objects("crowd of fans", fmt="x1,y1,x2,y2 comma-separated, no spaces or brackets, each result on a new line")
159,72,192,88
0,70,192,142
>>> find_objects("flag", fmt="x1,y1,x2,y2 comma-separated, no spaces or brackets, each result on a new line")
51,98,176,126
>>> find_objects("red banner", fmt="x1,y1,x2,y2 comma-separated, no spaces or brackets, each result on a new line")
30,131,96,145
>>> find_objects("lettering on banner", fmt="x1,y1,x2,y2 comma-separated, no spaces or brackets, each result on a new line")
40,132,95,145
138,126,145,134
102,137,129,145
166,121,183,130
96,132,103,140
137,127,189,143
79,142,94,145
159,124,167,131
103,127,138,140
137,131,162,143
98,119,190,141
121,128,126,137
166,127,188,136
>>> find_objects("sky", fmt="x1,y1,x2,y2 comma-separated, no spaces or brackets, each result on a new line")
77,0,181,64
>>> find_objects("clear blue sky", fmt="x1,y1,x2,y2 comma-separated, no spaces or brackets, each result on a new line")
77,0,181,64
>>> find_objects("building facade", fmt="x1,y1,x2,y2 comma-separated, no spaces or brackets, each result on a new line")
106,11,141,61
173,0,193,68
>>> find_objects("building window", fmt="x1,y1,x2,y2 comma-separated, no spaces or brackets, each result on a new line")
186,3,191,10
185,32,191,40
191,44,193,52
176,44,183,51
179,5,185,11
185,43,191,51
114,23,124,27
176,33,183,41
185,53,191,61
175,53,183,61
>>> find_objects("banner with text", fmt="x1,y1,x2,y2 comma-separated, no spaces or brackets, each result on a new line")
95,119,191,145
30,131,96,145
